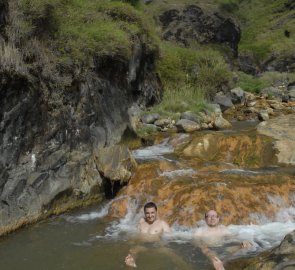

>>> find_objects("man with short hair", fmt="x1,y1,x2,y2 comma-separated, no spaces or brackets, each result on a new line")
125,201,171,267
194,209,253,270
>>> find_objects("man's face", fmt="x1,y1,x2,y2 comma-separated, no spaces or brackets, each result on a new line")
205,210,220,227
144,207,157,224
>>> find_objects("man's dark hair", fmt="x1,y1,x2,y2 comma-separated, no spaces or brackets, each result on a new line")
144,202,157,211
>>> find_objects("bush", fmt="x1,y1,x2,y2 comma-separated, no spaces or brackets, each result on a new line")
235,73,267,93
157,42,231,99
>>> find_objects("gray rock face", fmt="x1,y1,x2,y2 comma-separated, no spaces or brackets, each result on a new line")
158,5,241,56
95,145,137,183
141,113,160,124
181,111,200,123
213,92,234,112
0,11,162,234
230,87,245,105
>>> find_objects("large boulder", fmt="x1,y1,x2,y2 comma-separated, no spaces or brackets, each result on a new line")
159,5,241,56
213,92,235,112
95,145,137,183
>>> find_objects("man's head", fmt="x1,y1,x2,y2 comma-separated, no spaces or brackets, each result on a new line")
144,202,158,224
205,210,220,227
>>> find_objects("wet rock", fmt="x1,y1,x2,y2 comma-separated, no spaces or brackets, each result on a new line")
228,230,295,270
257,114,295,165
258,110,269,121
176,119,201,133
213,116,232,130
182,134,219,159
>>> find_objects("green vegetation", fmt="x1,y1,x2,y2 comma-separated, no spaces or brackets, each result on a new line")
236,71,295,93
234,0,295,61
20,0,157,61
151,42,231,114
11,0,295,115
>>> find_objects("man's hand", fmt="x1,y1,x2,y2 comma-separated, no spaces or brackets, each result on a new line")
211,256,225,270
125,254,137,268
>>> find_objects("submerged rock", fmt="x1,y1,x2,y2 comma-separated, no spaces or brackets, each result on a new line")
227,230,295,270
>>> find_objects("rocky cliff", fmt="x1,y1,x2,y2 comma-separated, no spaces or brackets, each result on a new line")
0,0,162,235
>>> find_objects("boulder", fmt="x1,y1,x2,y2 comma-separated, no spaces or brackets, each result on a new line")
95,145,137,183
141,113,160,124
258,110,269,121
230,87,245,104
180,111,200,123
176,119,201,132
159,5,240,55
213,92,234,112
213,116,232,130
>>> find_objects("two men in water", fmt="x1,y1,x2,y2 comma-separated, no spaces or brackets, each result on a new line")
125,202,226,270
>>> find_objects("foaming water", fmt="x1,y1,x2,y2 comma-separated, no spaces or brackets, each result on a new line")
160,168,195,178
63,199,295,254
221,168,266,175
132,138,174,160
63,196,127,223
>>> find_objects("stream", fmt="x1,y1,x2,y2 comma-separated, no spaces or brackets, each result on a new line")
1,119,295,269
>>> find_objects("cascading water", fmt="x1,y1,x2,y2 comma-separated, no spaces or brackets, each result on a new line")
0,120,295,270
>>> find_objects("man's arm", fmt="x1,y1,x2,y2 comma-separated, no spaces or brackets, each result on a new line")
194,240,225,270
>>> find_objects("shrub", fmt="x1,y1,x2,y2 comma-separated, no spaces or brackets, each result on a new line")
157,42,231,99
235,72,267,93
